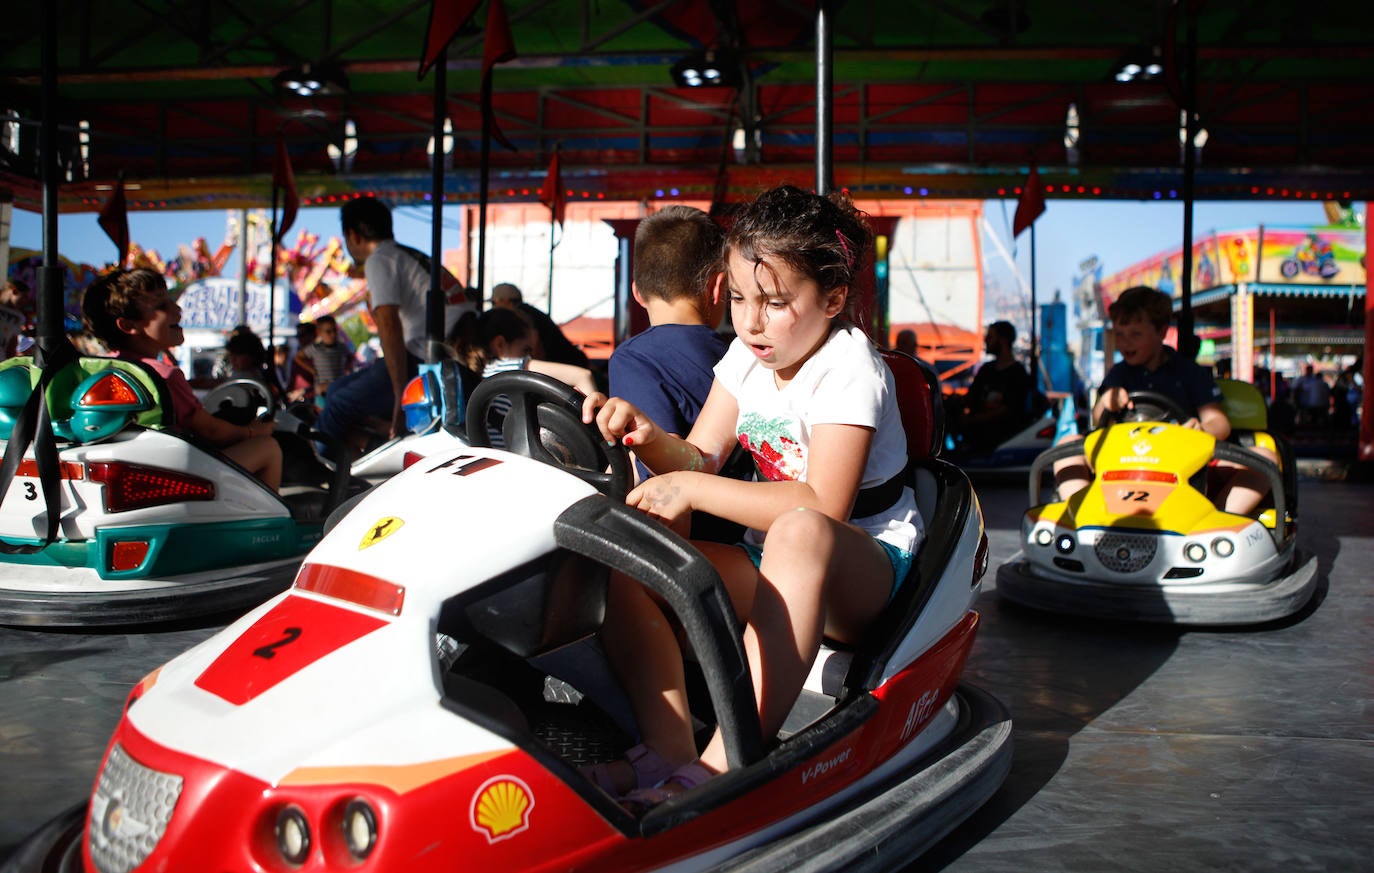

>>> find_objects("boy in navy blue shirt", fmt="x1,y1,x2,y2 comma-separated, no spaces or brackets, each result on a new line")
1055,285,1273,515
609,206,727,480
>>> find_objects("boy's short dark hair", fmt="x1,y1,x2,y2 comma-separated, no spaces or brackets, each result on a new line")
81,268,168,351
314,314,337,328
633,205,723,305
1109,285,1173,332
988,320,1016,345
340,196,394,242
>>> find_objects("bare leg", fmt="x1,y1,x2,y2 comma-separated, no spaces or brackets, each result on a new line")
698,509,893,774
1050,434,1091,501
1211,445,1280,516
224,435,282,492
596,543,759,794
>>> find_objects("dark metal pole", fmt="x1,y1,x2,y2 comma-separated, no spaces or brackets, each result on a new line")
477,76,492,304
427,52,447,360
1030,221,1039,388
37,0,66,365
268,180,279,351
1179,3,1198,356
815,0,833,195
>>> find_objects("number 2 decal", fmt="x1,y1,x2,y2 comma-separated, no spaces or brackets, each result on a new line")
253,626,302,659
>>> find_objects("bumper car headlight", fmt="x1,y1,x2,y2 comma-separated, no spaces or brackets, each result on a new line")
276,806,311,865
1033,528,1053,547
1055,534,1076,554
1211,537,1235,558
1184,542,1208,563
342,799,378,860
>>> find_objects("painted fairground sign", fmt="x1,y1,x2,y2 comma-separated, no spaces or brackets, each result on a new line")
1100,225,1367,305
1254,226,1365,285
175,276,299,334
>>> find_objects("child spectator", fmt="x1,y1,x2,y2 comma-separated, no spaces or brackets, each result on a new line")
609,205,728,479
1,279,31,360
1053,285,1273,514
453,307,597,447
82,268,281,491
581,185,920,806
294,315,355,408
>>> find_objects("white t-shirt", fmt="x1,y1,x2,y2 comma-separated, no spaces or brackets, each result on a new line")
364,241,435,359
713,323,923,553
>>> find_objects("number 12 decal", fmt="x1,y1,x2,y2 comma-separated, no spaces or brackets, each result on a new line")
1118,490,1151,502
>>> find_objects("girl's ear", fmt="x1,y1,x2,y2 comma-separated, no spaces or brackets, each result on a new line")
823,286,848,318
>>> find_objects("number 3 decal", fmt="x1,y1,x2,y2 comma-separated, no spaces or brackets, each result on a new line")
23,482,37,501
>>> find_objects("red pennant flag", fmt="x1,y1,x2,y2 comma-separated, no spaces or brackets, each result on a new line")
1013,165,1047,238
97,175,129,267
538,148,566,230
481,0,518,151
418,0,482,77
273,139,299,244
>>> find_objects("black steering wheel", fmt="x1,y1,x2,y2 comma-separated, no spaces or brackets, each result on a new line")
466,370,631,500
203,378,273,426
1101,389,1193,426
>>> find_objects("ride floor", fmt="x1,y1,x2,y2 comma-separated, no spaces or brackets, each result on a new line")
2,477,1371,872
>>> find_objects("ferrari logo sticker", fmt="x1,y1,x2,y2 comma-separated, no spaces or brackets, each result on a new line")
360,517,403,550
470,776,534,843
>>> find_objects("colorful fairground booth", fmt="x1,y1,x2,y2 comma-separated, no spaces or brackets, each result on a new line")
1095,223,1367,391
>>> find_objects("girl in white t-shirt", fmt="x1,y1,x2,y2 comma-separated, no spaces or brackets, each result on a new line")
582,185,922,807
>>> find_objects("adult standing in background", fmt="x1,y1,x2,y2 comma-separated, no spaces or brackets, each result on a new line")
1292,364,1330,427
490,282,591,369
319,196,464,448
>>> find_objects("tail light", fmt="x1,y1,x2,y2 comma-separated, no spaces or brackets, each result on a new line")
87,461,215,512
1103,470,1178,484
69,370,155,442
78,371,146,407
294,563,405,616
401,372,439,433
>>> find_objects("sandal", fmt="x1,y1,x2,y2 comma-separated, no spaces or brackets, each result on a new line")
621,761,715,813
581,743,676,797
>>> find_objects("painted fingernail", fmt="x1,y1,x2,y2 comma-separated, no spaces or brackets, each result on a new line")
623,436,634,446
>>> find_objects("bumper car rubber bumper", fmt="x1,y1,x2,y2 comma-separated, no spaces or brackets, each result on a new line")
714,683,1012,873
0,559,299,628
996,551,1319,626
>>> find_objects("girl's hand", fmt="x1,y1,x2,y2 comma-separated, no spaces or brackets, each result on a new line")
626,471,698,525
1182,417,1203,430
582,394,660,449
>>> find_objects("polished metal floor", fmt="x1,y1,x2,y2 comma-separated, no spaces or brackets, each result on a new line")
2,478,1371,871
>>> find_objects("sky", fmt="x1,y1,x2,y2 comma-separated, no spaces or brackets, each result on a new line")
7,197,1339,313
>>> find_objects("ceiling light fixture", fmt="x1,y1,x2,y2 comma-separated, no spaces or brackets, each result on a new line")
274,63,349,98
671,50,739,89
1113,50,1164,84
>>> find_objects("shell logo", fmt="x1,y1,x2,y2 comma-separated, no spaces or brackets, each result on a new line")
359,517,403,550
470,775,534,843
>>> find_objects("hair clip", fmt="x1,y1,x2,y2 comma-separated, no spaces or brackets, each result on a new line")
835,229,853,269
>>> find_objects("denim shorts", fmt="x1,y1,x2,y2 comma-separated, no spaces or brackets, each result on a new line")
738,539,914,603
